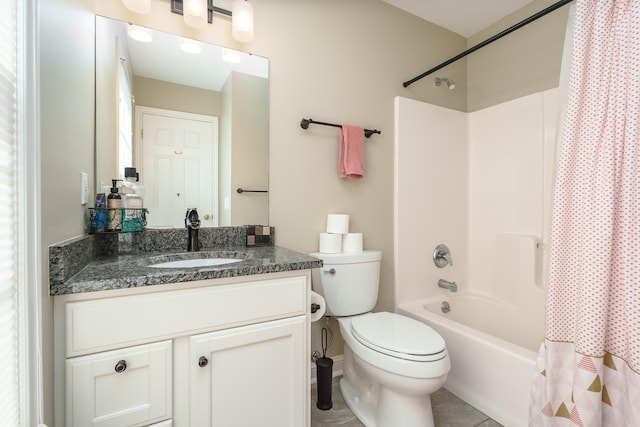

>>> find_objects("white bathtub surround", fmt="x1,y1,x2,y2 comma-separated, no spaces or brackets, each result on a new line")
394,97,468,304
394,90,558,304
394,88,560,426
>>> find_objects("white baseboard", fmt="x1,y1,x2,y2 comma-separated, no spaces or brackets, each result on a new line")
309,354,344,385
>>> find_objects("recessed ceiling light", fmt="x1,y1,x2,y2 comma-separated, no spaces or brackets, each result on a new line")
127,24,153,43
222,48,242,64
179,37,202,54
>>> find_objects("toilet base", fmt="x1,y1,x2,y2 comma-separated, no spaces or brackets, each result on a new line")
340,377,435,427
340,378,376,426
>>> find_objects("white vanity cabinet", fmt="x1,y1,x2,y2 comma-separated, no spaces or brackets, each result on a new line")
54,271,311,427
190,316,307,425
65,340,173,427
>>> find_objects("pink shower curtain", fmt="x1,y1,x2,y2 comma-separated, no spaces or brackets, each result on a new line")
530,0,640,426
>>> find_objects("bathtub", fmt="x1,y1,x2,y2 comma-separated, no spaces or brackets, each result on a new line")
397,292,544,427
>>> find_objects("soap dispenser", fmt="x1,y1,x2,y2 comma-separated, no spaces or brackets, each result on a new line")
107,179,122,231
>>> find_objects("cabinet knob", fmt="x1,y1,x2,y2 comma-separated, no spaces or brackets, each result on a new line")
114,359,127,373
198,356,209,367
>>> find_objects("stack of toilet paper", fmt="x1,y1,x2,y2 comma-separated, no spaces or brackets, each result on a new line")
319,214,363,253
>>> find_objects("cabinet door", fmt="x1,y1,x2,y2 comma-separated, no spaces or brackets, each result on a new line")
66,340,172,427
190,316,307,426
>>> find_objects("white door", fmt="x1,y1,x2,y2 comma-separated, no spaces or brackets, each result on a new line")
137,107,218,228
65,340,173,427
190,316,308,426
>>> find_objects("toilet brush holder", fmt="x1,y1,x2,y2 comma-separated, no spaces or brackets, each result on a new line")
315,357,333,410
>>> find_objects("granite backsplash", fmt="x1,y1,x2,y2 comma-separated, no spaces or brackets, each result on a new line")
50,226,274,289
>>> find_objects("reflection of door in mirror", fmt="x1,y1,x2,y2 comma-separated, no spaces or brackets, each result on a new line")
118,57,133,176
95,15,270,227
137,107,218,228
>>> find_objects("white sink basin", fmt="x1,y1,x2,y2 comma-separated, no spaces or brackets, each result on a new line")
150,258,244,269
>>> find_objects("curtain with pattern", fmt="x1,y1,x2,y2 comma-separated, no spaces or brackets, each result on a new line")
530,0,640,425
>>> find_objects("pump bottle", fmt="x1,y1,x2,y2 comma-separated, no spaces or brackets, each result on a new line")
107,179,122,231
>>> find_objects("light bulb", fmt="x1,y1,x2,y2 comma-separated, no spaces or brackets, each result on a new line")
232,0,254,42
183,0,208,29
122,0,150,14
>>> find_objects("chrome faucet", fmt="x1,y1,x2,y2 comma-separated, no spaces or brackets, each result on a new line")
438,279,457,292
433,244,453,268
185,208,201,252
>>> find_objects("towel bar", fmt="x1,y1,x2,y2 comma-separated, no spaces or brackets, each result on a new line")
237,188,268,194
300,118,380,139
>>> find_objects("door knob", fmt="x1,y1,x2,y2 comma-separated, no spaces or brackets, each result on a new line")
203,214,211,220
114,359,127,373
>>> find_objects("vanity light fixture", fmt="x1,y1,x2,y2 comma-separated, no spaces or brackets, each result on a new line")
179,37,202,54
183,0,208,29
170,0,254,42
122,0,151,14
127,24,153,43
232,0,254,42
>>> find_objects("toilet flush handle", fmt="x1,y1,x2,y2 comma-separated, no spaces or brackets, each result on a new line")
322,267,336,275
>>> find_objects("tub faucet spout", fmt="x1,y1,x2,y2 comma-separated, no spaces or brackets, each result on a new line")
438,279,457,292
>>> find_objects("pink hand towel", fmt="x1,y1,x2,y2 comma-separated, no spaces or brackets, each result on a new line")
339,124,365,179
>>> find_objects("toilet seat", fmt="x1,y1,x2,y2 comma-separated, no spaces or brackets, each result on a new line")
351,312,446,362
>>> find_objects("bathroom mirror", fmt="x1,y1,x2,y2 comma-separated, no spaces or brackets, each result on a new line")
95,15,269,228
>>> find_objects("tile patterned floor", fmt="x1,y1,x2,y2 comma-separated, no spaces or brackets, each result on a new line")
311,378,503,427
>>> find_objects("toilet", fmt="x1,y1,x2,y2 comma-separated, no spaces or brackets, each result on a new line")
310,250,450,427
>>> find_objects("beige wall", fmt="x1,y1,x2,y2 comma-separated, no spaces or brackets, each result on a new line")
95,15,127,189
40,0,95,423
39,0,569,423
467,0,569,111
228,72,269,225
133,76,221,116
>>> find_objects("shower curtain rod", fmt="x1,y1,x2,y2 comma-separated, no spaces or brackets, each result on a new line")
402,0,574,88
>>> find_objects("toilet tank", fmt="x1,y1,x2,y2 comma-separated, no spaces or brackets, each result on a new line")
309,251,382,316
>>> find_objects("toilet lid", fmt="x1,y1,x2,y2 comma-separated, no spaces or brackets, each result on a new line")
351,312,447,362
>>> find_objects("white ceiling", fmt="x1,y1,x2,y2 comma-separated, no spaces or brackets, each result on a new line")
100,15,268,93
381,0,537,37
124,24,268,92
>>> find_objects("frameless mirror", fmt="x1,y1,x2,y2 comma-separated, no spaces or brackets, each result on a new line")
95,15,269,228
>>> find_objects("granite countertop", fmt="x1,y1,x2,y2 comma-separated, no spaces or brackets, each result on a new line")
51,246,323,296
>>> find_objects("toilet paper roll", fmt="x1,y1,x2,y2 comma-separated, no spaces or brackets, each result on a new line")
326,214,350,234
310,291,326,322
319,233,342,253
342,233,363,253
